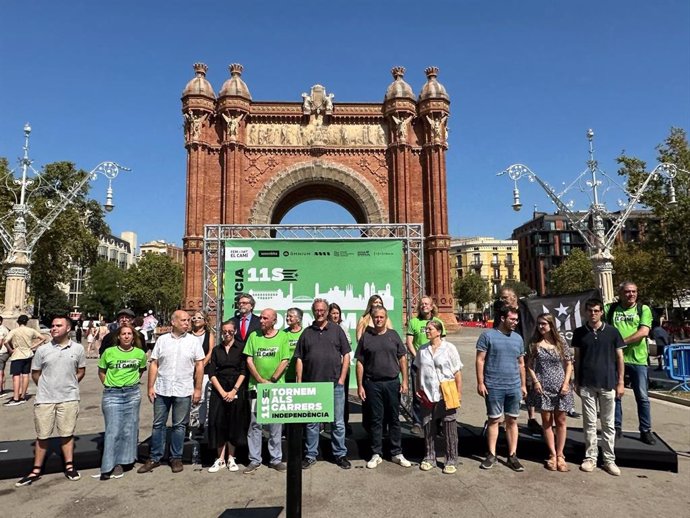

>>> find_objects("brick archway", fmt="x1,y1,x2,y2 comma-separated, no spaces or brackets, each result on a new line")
181,64,457,327
249,160,386,225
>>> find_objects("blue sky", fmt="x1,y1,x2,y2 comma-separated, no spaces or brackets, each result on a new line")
1,0,688,248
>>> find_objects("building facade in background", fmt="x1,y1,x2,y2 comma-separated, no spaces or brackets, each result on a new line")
512,210,655,296
450,236,519,306
68,232,138,311
139,239,184,264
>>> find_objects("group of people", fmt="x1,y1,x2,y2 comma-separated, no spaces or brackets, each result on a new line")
8,278,657,485
476,281,656,476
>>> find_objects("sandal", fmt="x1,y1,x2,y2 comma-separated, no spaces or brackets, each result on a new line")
16,466,42,487
557,455,569,472
545,455,557,471
64,461,81,481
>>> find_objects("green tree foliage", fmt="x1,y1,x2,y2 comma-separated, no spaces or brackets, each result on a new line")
453,272,490,310
612,243,676,306
549,248,596,295
0,160,109,310
125,253,183,321
36,284,72,324
499,279,533,299
79,260,127,319
616,128,690,296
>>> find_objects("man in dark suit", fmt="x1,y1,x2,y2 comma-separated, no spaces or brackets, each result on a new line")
230,293,261,350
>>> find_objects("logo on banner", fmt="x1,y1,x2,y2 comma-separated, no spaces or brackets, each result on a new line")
225,247,255,261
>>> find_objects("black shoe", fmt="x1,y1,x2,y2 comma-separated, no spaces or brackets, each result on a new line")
567,409,581,418
302,457,317,470
335,456,351,470
527,418,541,434
615,428,623,440
506,454,525,472
640,431,657,445
480,454,497,470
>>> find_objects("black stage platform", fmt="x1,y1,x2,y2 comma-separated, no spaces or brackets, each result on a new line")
0,421,676,479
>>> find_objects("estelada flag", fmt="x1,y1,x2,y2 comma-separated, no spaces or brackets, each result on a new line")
518,289,601,348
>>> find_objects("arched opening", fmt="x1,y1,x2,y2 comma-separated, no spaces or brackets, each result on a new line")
279,200,358,225
249,160,387,225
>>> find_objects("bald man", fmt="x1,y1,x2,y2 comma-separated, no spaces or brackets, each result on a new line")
138,310,205,474
243,308,291,474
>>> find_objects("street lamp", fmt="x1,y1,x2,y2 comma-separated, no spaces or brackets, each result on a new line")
498,129,682,303
0,123,130,316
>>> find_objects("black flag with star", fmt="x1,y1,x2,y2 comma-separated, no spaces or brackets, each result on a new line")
518,289,601,347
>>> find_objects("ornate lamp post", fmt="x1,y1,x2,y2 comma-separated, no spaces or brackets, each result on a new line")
0,123,129,316
498,129,681,302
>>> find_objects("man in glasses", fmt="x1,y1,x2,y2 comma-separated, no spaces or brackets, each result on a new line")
476,303,527,472
99,309,146,357
230,294,261,350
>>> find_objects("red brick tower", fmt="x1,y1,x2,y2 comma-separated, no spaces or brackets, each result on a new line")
181,64,456,328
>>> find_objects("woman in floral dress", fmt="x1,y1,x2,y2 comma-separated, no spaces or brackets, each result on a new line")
526,313,573,472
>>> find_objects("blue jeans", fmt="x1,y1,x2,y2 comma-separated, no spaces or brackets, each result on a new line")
305,383,346,460
151,394,191,462
615,364,652,432
248,407,282,465
101,385,142,473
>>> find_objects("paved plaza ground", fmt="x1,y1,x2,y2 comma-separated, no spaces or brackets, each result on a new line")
0,328,688,518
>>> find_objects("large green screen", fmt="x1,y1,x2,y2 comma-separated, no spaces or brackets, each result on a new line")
223,239,404,344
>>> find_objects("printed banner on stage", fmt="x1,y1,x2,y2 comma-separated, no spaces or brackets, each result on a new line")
519,289,601,346
256,382,334,424
222,239,404,344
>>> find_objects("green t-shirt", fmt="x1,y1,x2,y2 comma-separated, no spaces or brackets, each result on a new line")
605,303,653,366
243,330,291,388
98,346,147,387
406,316,446,350
283,328,303,382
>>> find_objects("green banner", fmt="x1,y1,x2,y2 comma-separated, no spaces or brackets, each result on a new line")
223,239,404,341
256,382,334,424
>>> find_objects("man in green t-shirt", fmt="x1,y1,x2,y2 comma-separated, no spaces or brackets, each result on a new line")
605,281,655,445
283,307,304,383
405,296,446,435
243,308,290,473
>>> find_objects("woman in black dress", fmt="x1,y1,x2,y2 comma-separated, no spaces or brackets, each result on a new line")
207,319,249,473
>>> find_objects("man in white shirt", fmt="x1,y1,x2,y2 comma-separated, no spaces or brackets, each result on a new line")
138,310,204,474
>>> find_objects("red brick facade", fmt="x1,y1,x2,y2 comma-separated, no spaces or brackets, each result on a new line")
181,64,456,327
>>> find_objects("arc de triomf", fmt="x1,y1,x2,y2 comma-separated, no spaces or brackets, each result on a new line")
181,63,455,326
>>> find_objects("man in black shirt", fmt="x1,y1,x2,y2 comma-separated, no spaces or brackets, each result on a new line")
294,298,351,470
572,298,625,477
356,307,410,469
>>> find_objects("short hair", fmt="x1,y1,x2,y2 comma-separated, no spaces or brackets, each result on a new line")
496,303,518,321
585,298,603,312
287,307,303,322
371,306,387,316
221,319,236,329
426,320,444,333
237,293,256,308
17,315,29,325
52,315,73,329
311,298,329,311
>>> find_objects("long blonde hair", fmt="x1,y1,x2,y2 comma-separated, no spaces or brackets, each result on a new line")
528,313,567,360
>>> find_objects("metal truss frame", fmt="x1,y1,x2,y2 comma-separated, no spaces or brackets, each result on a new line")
202,223,425,420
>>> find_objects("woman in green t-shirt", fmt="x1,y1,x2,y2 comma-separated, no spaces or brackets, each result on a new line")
98,323,147,480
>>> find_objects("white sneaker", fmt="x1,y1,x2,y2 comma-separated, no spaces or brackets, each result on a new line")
392,454,412,468
208,458,226,473
602,462,621,476
366,454,383,469
227,457,239,472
